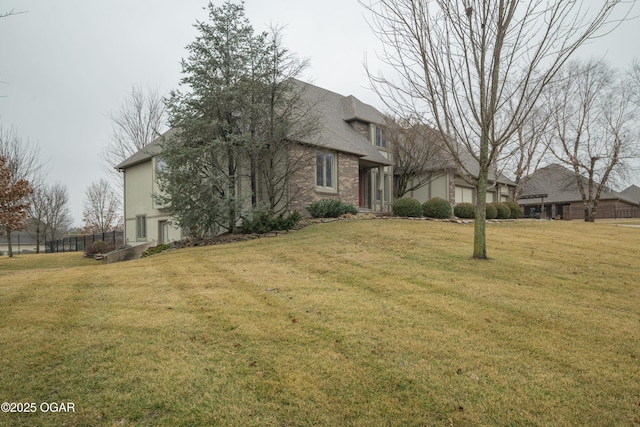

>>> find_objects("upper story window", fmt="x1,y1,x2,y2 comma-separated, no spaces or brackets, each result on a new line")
374,126,387,148
316,152,337,192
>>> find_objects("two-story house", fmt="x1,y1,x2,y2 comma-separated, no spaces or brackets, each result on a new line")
116,80,394,246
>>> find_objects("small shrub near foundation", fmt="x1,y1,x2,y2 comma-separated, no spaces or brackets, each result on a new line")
392,197,423,217
492,202,511,219
505,201,522,219
423,197,452,219
454,203,475,219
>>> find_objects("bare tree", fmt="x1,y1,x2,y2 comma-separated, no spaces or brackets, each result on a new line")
101,86,167,185
82,179,122,234
548,59,638,222
44,184,73,245
361,0,635,259
387,116,451,198
0,124,46,255
1,9,26,19
504,105,552,201
630,59,640,107
26,183,72,253
252,26,319,216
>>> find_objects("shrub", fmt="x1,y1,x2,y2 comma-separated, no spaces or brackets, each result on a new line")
492,202,511,219
392,197,423,217
141,243,172,258
306,199,358,218
242,211,302,234
505,201,522,219
422,197,452,219
485,203,497,219
454,203,475,219
84,240,112,256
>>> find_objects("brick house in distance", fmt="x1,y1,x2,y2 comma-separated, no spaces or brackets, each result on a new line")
518,163,640,220
116,80,394,246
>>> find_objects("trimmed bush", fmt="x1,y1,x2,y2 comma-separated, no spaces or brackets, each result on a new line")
454,203,475,219
306,199,357,218
422,197,452,219
492,202,511,219
485,203,497,219
505,201,522,219
242,211,302,234
392,197,423,217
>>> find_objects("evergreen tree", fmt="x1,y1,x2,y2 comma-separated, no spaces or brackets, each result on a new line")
160,1,264,235
157,1,317,236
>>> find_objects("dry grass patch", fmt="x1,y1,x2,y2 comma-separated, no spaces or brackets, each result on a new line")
0,220,638,426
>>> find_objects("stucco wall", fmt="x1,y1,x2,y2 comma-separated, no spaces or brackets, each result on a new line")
123,160,182,246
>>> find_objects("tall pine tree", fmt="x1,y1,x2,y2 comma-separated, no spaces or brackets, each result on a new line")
158,1,317,236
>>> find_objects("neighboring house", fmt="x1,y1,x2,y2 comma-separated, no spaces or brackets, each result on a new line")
621,184,640,205
400,141,515,206
518,163,640,219
116,80,394,246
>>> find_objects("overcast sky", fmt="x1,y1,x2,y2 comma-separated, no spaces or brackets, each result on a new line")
1,1,638,227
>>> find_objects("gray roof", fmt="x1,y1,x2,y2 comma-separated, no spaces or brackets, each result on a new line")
115,128,175,170
519,163,637,204
116,81,392,170
621,184,640,203
403,124,514,185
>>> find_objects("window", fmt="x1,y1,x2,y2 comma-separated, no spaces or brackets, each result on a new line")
375,127,387,148
316,152,336,191
373,170,392,202
136,215,147,240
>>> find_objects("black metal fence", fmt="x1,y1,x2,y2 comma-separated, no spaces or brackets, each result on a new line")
45,230,125,253
0,232,38,255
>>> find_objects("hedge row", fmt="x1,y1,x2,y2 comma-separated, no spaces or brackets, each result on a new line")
393,198,523,219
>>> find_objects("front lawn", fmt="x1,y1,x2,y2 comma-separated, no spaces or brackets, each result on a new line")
0,220,638,426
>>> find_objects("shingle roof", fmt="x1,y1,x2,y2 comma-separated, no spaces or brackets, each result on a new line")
519,163,636,204
115,128,174,170
116,81,392,170
404,124,514,185
621,184,640,203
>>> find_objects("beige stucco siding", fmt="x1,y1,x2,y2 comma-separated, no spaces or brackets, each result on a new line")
409,174,448,202
123,159,181,246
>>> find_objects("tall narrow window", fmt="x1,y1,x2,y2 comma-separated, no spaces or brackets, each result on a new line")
316,152,336,191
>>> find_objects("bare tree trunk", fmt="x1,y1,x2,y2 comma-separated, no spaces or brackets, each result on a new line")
474,173,488,259
6,226,12,257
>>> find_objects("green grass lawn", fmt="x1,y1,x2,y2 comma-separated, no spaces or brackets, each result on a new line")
0,220,638,426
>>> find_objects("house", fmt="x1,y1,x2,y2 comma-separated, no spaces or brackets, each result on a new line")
621,184,640,204
116,80,394,246
518,163,640,219
398,133,515,206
